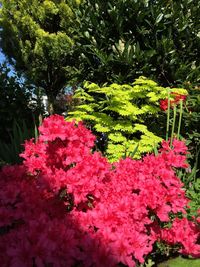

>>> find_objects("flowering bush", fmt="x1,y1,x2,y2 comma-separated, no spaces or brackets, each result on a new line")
0,115,199,267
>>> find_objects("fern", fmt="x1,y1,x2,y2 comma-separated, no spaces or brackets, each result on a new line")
67,77,187,162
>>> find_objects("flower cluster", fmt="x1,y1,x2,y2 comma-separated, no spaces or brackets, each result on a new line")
0,115,199,267
160,92,187,111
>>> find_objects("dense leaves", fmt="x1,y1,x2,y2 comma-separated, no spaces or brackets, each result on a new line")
0,0,82,112
1,0,199,96
67,77,188,161
74,0,200,86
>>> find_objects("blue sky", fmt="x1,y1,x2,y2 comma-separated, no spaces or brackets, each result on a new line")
0,51,5,63
0,50,15,76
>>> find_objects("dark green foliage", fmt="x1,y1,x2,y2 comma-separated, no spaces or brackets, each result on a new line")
75,0,200,86
186,178,200,218
0,64,41,142
183,86,200,172
0,120,37,165
0,64,42,164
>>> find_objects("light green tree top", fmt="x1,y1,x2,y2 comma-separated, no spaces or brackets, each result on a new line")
0,0,82,112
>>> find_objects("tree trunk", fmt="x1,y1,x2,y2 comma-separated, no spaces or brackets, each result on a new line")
47,94,55,115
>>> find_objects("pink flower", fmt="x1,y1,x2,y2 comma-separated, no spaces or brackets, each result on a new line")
0,115,198,267
161,218,200,257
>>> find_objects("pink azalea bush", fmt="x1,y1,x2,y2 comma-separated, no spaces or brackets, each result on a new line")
0,115,199,267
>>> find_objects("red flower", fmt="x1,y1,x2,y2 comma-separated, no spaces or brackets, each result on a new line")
159,99,168,111
159,93,187,111
172,93,187,103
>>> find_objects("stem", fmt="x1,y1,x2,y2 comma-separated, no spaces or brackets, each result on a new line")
166,88,170,141
170,105,177,147
177,100,183,140
194,147,200,181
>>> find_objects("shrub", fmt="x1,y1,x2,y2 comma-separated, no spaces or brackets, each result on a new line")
74,0,200,86
0,115,199,267
67,77,187,162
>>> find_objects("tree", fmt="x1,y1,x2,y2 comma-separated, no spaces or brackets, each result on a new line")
74,0,200,86
0,0,82,113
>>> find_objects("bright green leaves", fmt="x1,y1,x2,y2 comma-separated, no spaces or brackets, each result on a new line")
106,123,162,162
0,0,82,112
43,0,59,15
67,77,171,161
